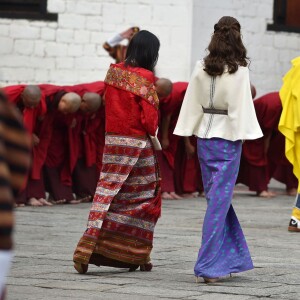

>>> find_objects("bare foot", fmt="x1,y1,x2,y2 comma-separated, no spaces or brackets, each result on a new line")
50,199,67,205
287,188,297,196
67,199,82,204
38,198,53,206
76,195,92,203
28,198,43,206
169,192,183,200
162,192,173,199
257,190,275,198
14,203,25,208
182,192,199,198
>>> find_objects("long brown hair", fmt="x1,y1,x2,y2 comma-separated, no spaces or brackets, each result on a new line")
204,16,249,76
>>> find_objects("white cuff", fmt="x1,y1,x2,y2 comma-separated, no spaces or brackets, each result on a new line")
0,251,13,296
106,33,123,47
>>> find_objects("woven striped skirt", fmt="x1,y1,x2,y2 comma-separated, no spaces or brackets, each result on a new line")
73,134,161,266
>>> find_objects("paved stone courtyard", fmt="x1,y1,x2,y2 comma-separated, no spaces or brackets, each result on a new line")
7,183,300,300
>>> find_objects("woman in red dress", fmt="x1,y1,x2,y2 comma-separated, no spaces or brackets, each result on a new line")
73,30,161,273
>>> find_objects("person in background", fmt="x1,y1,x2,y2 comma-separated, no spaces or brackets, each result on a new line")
103,26,140,63
278,57,300,232
0,90,31,300
237,92,298,197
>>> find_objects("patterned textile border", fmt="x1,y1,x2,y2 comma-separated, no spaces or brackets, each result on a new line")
105,212,155,231
74,133,161,265
104,65,159,109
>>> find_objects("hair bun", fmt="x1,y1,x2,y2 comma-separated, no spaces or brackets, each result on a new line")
220,25,230,32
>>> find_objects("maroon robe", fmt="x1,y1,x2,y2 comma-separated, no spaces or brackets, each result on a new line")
158,82,188,193
3,85,47,204
28,87,66,200
63,82,106,198
237,92,297,192
174,136,203,194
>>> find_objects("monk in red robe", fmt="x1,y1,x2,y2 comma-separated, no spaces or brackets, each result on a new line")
43,92,82,204
237,92,297,197
62,82,105,201
174,136,203,197
157,81,189,199
3,85,50,206
28,87,81,204
72,93,103,200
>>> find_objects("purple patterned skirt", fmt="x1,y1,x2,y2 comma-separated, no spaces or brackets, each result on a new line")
195,138,254,278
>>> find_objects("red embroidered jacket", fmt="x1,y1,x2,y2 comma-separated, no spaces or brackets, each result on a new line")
104,62,159,137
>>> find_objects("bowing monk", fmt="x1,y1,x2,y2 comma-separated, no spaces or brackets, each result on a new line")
62,82,105,200
237,92,297,197
157,81,189,200
43,92,82,204
71,91,103,201
3,85,49,206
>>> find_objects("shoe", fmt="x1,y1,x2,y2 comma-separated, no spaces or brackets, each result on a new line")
74,262,88,274
203,277,219,283
140,263,153,271
129,265,139,272
288,216,300,232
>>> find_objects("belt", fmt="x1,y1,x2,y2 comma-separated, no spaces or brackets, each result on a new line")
202,106,228,115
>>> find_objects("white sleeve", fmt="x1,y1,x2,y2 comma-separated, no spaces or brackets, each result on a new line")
173,61,203,136
227,68,263,140
106,33,124,47
0,250,13,296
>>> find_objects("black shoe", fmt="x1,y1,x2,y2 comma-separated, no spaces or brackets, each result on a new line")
288,217,300,232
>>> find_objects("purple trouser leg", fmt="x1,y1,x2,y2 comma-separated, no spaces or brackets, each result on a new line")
195,138,253,278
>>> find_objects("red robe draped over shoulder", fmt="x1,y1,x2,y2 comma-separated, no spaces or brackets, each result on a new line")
104,62,159,137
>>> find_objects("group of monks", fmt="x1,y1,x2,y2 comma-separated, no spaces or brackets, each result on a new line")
2,78,296,208
3,82,106,206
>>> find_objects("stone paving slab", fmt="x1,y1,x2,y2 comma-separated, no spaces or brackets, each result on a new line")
6,184,300,300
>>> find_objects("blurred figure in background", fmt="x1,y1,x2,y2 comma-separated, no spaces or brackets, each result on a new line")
103,26,140,63
0,90,31,300
278,57,300,232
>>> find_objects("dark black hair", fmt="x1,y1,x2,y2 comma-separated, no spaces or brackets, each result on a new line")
125,30,160,72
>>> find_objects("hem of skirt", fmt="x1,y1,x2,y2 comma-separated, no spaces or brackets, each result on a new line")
94,248,151,266
194,264,254,278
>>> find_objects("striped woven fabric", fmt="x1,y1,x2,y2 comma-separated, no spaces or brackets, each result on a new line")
74,134,161,265
0,90,31,250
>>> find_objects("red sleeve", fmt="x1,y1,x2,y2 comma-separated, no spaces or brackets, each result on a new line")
140,99,158,136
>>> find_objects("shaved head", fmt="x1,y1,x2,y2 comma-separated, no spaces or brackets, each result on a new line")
155,78,173,99
80,92,102,113
58,92,81,114
21,85,41,108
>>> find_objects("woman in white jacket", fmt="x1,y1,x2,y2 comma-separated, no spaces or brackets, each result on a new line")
174,16,263,283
